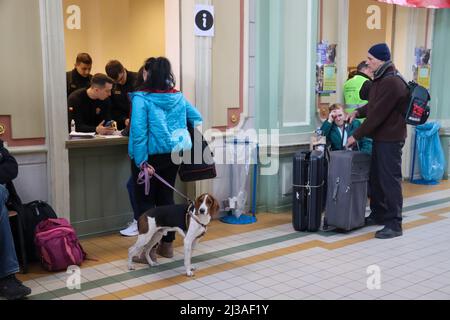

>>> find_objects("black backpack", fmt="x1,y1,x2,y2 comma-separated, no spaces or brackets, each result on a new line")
404,81,431,126
388,72,431,126
178,125,217,182
22,201,58,261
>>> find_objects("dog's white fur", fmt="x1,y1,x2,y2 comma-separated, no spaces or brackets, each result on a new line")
127,194,216,277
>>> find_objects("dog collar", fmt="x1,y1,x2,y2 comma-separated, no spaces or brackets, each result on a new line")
185,206,208,239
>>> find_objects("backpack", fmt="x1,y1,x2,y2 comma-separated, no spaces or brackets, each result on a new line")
388,72,431,126
34,218,86,272
178,125,217,182
22,201,58,261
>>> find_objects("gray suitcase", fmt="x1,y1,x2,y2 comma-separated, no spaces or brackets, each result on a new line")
325,150,371,231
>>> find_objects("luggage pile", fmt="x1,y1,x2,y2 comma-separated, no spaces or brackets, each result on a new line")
292,149,371,232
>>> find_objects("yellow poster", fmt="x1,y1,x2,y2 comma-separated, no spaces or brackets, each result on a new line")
417,65,431,89
323,64,337,93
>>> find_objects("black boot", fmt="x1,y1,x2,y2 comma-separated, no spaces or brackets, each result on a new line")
157,241,174,258
0,274,32,300
375,227,403,239
365,214,384,226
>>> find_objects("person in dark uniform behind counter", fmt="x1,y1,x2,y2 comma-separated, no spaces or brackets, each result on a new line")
66,53,93,97
105,60,138,130
68,73,115,135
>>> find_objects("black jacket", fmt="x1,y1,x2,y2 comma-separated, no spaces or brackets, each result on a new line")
353,62,409,142
0,140,18,185
66,69,92,98
0,140,21,211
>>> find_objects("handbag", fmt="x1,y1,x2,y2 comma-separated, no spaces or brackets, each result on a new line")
178,125,217,182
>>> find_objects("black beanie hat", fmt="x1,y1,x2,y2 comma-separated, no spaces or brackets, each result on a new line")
368,43,391,62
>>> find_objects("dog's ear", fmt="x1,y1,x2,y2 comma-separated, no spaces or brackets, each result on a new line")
138,213,149,235
210,195,220,217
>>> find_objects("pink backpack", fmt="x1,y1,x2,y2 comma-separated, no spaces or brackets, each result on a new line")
35,218,86,271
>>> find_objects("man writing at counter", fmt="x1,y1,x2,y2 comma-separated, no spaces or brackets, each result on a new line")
105,60,138,130
68,73,116,135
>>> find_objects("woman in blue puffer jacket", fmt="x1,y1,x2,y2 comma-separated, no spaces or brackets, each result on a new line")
129,57,203,259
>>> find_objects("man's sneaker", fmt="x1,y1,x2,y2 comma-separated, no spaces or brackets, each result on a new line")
365,214,384,226
375,227,403,239
120,219,138,237
0,275,32,300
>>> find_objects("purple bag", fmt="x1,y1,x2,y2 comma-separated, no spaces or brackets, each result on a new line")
35,218,86,271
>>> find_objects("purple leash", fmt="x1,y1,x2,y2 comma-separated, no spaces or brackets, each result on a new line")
137,162,192,203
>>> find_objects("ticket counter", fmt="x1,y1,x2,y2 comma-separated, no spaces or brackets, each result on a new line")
66,137,132,236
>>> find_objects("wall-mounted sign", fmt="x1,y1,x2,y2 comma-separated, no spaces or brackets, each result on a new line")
195,5,214,37
316,41,337,94
0,124,5,135
66,5,81,30
414,47,431,90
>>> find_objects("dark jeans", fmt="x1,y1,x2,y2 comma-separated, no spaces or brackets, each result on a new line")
126,175,140,221
0,185,19,278
131,154,180,242
369,141,404,231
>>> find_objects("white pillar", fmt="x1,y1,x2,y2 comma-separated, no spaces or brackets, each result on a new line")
39,0,71,219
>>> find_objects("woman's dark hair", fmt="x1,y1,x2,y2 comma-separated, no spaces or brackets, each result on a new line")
141,57,175,91
136,57,157,89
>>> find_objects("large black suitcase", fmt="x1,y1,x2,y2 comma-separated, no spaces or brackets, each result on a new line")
325,150,371,231
292,150,327,232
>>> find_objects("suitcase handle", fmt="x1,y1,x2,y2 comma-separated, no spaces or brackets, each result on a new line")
332,177,340,201
293,180,325,196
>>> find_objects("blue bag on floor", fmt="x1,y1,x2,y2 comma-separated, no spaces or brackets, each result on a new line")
415,122,446,181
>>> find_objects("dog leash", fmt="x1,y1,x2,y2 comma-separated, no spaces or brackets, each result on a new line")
137,162,193,203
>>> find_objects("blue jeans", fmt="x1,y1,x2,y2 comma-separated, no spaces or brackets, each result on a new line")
0,185,19,278
127,176,140,221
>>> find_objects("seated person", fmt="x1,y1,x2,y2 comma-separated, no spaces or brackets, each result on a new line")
0,139,32,300
68,73,116,135
66,53,93,98
105,60,139,130
320,103,372,154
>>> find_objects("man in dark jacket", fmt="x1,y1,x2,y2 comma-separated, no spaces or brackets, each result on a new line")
68,73,116,135
0,140,32,299
105,60,138,130
347,43,409,239
66,53,93,98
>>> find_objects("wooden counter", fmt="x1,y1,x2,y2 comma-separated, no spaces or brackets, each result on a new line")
66,136,132,236
66,135,129,149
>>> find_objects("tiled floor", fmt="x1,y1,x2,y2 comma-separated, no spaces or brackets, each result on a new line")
16,180,450,300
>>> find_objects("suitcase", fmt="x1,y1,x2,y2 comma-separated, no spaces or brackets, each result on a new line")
292,150,327,232
325,150,371,231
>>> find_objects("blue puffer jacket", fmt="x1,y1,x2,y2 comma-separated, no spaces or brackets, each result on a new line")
128,91,203,167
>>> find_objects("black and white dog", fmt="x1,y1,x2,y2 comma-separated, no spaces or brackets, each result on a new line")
127,193,219,277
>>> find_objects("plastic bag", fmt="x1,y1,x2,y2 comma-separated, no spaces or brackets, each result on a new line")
416,122,446,181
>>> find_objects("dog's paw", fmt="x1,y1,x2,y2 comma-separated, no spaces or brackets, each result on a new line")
190,265,197,271
186,270,195,277
149,261,158,267
128,263,135,270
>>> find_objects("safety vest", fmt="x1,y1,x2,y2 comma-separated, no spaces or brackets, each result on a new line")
343,75,369,114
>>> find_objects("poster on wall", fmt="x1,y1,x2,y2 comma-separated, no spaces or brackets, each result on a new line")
316,41,337,94
413,47,431,89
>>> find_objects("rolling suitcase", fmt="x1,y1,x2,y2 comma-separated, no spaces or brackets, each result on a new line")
292,150,327,232
325,150,371,231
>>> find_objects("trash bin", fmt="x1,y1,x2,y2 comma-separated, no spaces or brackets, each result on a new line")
213,139,258,225
439,127,450,180
414,122,446,183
